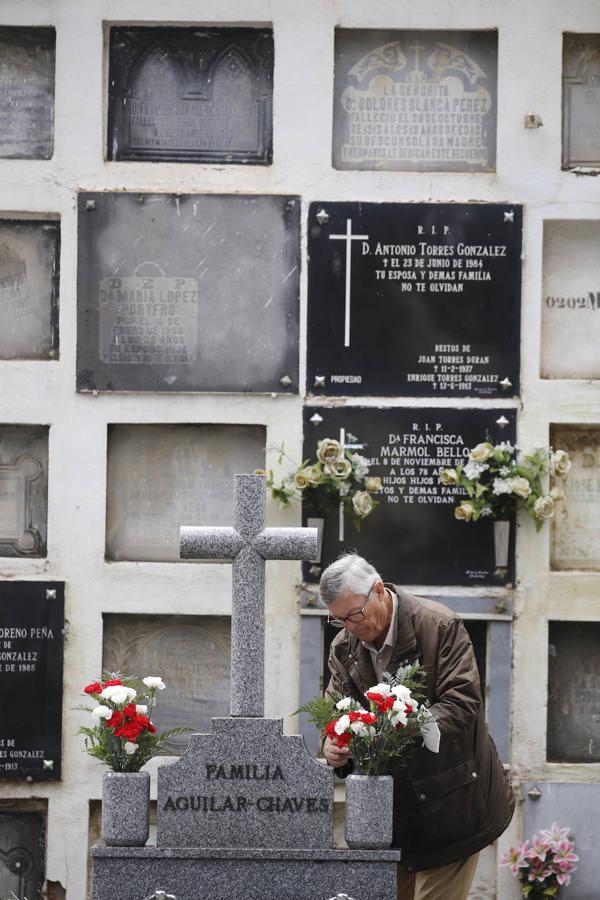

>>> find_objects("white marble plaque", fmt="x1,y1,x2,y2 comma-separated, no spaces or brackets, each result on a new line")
333,29,497,173
563,34,600,168
551,425,600,570
105,424,265,562
542,221,600,379
103,614,230,752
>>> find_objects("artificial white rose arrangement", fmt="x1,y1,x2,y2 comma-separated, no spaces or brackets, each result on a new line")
266,436,381,529
440,442,570,530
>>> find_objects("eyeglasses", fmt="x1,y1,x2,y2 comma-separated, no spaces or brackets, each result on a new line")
327,582,377,629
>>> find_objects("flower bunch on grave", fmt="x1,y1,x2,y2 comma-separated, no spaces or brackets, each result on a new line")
439,442,571,530
266,436,380,529
501,822,579,896
78,673,193,772
297,664,434,775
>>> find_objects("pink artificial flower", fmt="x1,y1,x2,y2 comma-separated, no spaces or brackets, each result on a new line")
554,839,579,867
527,837,548,863
539,822,571,846
556,872,572,886
500,845,530,876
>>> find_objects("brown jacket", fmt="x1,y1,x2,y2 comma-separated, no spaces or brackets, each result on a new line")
325,586,515,870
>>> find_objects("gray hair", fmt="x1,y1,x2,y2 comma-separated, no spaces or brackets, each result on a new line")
319,553,381,605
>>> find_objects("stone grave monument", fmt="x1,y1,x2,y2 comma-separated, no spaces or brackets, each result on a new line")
92,474,401,899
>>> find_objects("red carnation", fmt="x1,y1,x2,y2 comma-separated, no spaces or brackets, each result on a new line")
366,692,395,713
114,722,143,741
348,711,362,723
405,703,414,714
84,682,102,695
335,731,352,749
106,710,123,728
325,720,338,740
360,712,377,725
103,678,123,688
123,704,137,719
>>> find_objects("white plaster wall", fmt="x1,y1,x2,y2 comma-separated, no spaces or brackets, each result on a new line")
0,0,599,897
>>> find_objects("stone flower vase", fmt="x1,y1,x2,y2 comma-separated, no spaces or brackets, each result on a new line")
344,774,394,850
101,771,150,847
493,519,510,574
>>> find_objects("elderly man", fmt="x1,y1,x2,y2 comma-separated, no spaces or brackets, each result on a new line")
321,553,514,900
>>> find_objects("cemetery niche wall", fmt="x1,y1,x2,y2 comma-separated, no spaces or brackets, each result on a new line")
0,426,49,558
548,621,600,763
303,406,516,586
107,26,273,164
563,33,600,169
0,26,55,160
0,219,60,360
76,192,300,393
307,201,521,398
0,582,64,780
541,220,600,380
106,423,266,562
333,29,498,172
550,424,600,571
0,810,46,899
103,614,231,751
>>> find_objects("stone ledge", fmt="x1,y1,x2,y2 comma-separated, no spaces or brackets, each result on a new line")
92,845,402,862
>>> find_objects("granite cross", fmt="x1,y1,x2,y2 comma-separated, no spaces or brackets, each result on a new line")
180,474,317,717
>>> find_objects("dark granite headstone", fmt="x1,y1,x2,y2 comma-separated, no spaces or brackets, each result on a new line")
0,220,60,360
333,29,497,172
0,27,55,159
308,201,521,398
0,582,64,779
77,192,300,393
108,27,273,164
0,812,46,896
563,33,600,168
548,621,600,762
0,425,48,558
303,406,516,586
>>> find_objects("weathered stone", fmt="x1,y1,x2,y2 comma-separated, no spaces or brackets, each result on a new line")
157,718,333,849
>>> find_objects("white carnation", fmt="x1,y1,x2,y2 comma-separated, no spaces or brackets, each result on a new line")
92,705,112,719
100,685,136,704
335,697,353,710
124,742,138,755
142,676,166,690
334,715,350,735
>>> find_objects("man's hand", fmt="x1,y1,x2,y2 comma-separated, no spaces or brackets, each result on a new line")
323,736,352,768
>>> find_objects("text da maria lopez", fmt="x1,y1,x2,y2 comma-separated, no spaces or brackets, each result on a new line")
162,763,331,815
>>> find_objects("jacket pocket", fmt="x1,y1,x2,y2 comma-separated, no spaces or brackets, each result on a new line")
410,759,486,844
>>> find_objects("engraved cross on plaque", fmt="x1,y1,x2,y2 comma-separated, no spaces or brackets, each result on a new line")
180,474,317,718
329,218,369,348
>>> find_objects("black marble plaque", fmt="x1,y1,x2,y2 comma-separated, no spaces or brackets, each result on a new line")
307,201,521,398
0,426,48,558
0,27,55,160
563,34,600,168
0,220,60,360
548,621,600,762
303,406,516,586
333,29,497,172
108,27,273,164
0,582,63,780
76,192,300,393
0,812,46,897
